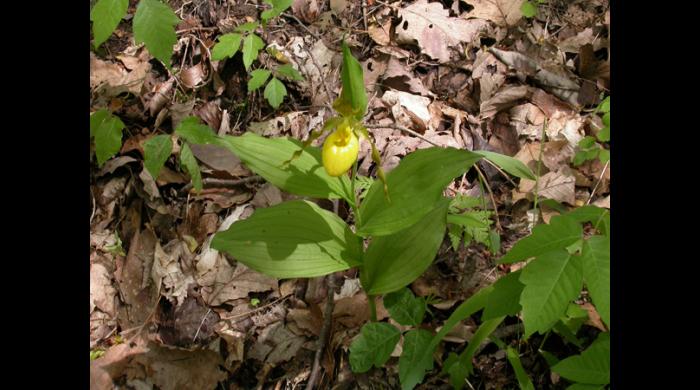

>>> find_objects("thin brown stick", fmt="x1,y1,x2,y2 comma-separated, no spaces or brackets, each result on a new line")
364,124,438,146
181,175,264,193
586,160,610,205
282,12,322,41
475,165,502,232
221,294,291,321
307,273,338,390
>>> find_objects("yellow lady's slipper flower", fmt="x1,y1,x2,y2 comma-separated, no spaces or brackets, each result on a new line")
322,125,359,176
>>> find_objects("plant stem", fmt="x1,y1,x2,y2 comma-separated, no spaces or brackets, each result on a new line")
532,118,547,223
350,157,361,226
368,294,377,322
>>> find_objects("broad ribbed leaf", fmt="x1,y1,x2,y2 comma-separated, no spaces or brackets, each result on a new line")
361,199,448,295
211,200,362,278
582,235,610,327
247,69,271,92
242,33,264,70
358,147,481,236
349,322,400,373
519,250,583,337
552,332,610,385
499,214,582,263
473,150,536,180
211,33,242,61
90,0,128,48
92,111,125,166
217,133,353,201
143,134,172,179
384,288,426,326
400,287,493,390
175,116,218,145
179,143,202,192
264,77,287,109
399,329,433,387
506,347,536,390
133,0,180,67
483,270,524,320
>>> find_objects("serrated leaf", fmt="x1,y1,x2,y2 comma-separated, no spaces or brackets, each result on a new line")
211,200,362,278
519,250,583,337
217,133,353,201
93,112,125,166
473,150,536,180
349,322,401,373
384,288,426,326
211,33,242,61
552,332,610,385
499,214,582,264
179,143,202,192
261,0,293,22
361,199,448,295
520,1,538,18
247,69,271,92
174,116,218,145
483,270,524,320
449,194,482,211
90,109,110,137
400,287,493,390
275,64,304,81
447,223,463,251
506,347,535,390
359,147,481,237
399,329,433,388
333,41,367,120
242,33,265,70
133,0,180,67
581,235,610,327
90,0,128,48
446,317,504,389
264,77,287,109
143,134,172,179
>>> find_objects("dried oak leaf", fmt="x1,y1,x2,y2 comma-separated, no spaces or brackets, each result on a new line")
396,0,489,63
463,0,525,27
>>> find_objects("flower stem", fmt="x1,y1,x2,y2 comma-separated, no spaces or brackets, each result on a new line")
368,294,377,322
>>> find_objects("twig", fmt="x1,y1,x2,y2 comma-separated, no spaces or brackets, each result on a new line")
192,308,212,343
482,158,517,187
90,186,96,225
307,273,338,390
181,175,264,193
364,123,438,146
586,160,609,205
475,165,502,232
361,0,369,32
221,294,291,321
282,12,322,41
176,26,219,34
532,118,548,223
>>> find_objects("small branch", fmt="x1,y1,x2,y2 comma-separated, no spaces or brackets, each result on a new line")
176,26,219,34
586,159,610,205
282,12,322,41
475,166,502,232
307,273,338,390
180,175,264,193
364,123,438,146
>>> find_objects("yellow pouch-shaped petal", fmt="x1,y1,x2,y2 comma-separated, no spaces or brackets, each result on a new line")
322,126,359,177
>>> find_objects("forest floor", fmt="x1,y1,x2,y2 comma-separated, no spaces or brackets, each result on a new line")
90,0,610,388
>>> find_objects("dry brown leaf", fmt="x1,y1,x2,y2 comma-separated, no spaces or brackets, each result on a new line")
90,252,118,317
152,240,196,306
396,0,489,63
180,63,205,89
200,260,278,306
463,0,525,27
96,156,138,177
288,308,323,336
170,100,196,129
292,0,320,23
148,78,175,117
251,183,283,208
189,143,246,177
382,56,433,96
368,17,392,46
249,322,306,365
90,52,151,97
115,229,160,329
593,195,610,209
329,0,347,14
581,302,607,332
509,103,545,139
519,167,576,205
382,90,432,130
248,111,308,137
480,85,532,119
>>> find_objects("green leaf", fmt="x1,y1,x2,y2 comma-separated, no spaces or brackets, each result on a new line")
539,349,560,367
212,200,362,278
578,136,596,149
384,288,426,326
596,126,610,142
488,228,501,254
519,250,583,337
446,317,505,389
566,206,609,237
447,223,463,251
133,0,180,67
174,117,218,145
90,109,110,138
264,77,287,109
573,151,588,166
520,1,537,18
602,112,610,127
473,150,536,180
566,384,605,390
399,284,494,390
582,235,610,327
506,347,535,390
359,147,481,237
399,329,433,388
275,63,304,81
217,133,353,201
211,33,242,61
242,33,265,70
143,134,173,179
498,214,583,264
90,0,128,48
598,96,610,113
235,21,259,33
334,41,367,120
93,112,125,166
483,270,525,320
247,69,271,92
552,332,610,385
179,143,202,192
449,194,482,211
554,320,583,348
447,212,490,229
261,0,293,22
598,148,609,163
361,199,448,295
349,322,401,373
